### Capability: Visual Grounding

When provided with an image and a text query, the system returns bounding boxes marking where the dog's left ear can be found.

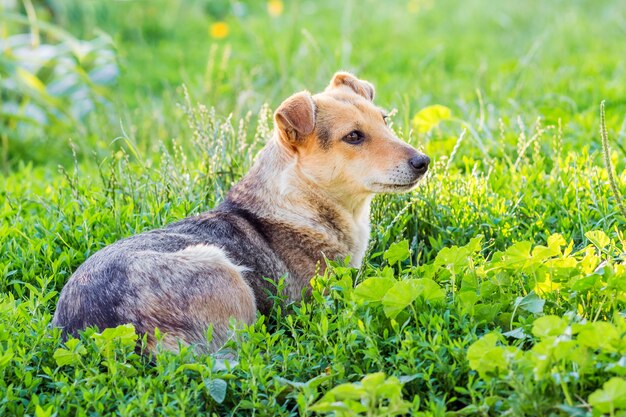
[274,91,316,149]
[327,72,375,101]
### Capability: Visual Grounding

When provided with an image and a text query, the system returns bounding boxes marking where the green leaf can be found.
[460,274,479,292]
[502,327,528,339]
[532,316,568,339]
[381,279,444,318]
[53,339,85,367]
[585,230,611,250]
[312,373,408,415]
[514,292,545,314]
[589,377,626,413]
[415,278,446,303]
[434,245,470,273]
[384,240,410,266]
[412,104,452,134]
[397,374,420,384]
[382,280,420,318]
[608,266,626,291]
[53,348,80,367]
[0,347,14,369]
[607,357,626,376]
[531,244,561,261]
[499,241,533,269]
[275,374,332,390]
[570,275,600,292]
[465,235,484,253]
[575,322,618,351]
[467,333,508,380]
[474,303,501,322]
[374,377,403,399]
[361,372,386,392]
[310,399,367,414]
[353,277,395,303]
[327,383,365,400]
[176,363,208,375]
[547,233,567,249]
[35,405,54,417]
[92,323,138,351]
[205,378,228,404]
[458,291,478,315]
[531,234,566,261]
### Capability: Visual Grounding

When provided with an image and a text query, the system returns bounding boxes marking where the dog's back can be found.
[53,208,258,352]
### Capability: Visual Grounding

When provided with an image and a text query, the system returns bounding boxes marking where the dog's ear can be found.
[274,91,316,149]
[327,72,375,101]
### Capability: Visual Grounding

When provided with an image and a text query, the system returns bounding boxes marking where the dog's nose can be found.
[409,154,430,174]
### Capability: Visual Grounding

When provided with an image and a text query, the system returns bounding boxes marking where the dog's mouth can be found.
[371,179,421,191]
[368,167,428,193]
[380,182,416,188]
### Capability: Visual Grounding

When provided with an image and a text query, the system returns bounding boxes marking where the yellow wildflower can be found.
[209,22,229,39]
[267,0,284,17]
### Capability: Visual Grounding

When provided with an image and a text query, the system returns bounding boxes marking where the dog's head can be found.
[274,72,429,199]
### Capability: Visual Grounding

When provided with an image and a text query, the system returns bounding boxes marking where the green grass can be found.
[1,0,626,415]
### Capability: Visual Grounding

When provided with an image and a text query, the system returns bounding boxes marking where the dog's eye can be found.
[382,114,389,125]
[343,131,364,145]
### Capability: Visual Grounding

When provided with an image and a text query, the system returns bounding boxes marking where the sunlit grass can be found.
[1,0,625,415]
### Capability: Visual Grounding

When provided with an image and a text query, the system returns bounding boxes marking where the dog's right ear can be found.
[274,91,315,151]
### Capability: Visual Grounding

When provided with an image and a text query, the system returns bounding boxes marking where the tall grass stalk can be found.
[600,101,626,217]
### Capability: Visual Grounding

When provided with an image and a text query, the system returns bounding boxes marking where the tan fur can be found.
[327,71,376,100]
[229,72,427,289]
[275,91,316,148]
[130,245,255,353]
[52,72,428,354]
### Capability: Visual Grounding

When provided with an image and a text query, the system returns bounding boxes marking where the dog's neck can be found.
[226,137,372,266]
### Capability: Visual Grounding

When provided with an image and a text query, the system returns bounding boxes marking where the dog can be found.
[52,72,430,353]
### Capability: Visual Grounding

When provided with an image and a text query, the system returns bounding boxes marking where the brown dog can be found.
[52,72,430,352]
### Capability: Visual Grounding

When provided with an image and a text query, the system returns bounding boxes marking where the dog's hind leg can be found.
[124,244,256,353]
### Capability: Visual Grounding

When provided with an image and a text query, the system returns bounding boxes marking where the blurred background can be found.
[1,0,625,171]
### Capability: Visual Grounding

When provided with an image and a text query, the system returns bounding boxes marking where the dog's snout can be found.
[409,154,430,174]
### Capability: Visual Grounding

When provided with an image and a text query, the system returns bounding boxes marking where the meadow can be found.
[1,0,625,415]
